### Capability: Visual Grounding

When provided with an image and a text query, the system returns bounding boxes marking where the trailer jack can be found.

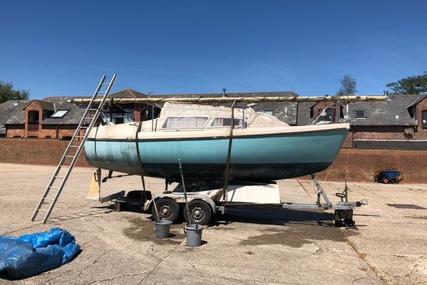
[282,174,368,227]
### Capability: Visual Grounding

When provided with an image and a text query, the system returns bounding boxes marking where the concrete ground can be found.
[0,163,426,285]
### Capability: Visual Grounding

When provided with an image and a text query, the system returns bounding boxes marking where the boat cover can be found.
[0,228,80,279]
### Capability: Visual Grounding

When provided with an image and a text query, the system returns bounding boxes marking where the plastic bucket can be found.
[185,224,203,247]
[154,219,172,239]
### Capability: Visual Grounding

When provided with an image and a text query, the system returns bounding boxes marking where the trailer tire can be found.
[184,199,212,225]
[151,198,180,223]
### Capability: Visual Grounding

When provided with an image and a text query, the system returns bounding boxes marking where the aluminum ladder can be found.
[30,74,117,223]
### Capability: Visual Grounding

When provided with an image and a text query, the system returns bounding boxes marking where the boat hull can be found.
[84,125,348,183]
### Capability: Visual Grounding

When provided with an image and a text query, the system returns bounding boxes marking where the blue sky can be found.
[1,0,427,99]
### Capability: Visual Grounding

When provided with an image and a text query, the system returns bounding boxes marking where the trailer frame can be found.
[108,173,366,227]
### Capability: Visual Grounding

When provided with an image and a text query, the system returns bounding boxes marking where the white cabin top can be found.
[139,103,289,131]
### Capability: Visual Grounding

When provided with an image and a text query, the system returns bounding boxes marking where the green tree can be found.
[386,73,427,94]
[336,75,357,95]
[0,82,29,103]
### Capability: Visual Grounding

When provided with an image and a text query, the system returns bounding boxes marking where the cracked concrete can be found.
[0,163,426,284]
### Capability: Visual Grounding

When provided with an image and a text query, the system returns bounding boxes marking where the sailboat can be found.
[84,102,349,184]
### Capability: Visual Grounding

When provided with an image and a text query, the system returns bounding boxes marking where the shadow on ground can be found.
[219,205,335,226]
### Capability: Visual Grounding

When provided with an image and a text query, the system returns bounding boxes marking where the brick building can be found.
[296,94,427,150]
[0,89,160,139]
[1,89,426,150]
[2,98,85,139]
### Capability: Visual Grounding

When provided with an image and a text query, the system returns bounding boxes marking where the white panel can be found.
[226,183,281,204]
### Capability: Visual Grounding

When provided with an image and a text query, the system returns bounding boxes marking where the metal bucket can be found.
[154,219,172,239]
[185,224,203,247]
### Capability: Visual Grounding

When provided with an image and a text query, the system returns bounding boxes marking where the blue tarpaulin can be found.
[0,228,80,279]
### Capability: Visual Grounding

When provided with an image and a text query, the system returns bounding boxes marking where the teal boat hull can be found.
[84,126,348,183]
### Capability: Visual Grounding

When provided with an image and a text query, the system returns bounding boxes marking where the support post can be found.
[178,159,191,224]
[310,174,332,208]
[87,168,102,201]
[222,100,237,207]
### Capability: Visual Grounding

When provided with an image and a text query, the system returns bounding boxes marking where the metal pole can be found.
[242,105,246,128]
[222,100,236,204]
[178,159,191,224]
[151,105,154,131]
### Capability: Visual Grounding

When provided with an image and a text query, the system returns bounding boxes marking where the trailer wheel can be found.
[152,198,180,223]
[184,200,212,225]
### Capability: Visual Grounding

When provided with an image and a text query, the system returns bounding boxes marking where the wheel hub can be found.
[191,206,204,220]
[159,205,171,218]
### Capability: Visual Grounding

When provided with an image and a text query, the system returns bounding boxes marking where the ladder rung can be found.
[70,145,80,148]
[54,176,64,179]
[65,155,75,158]
[87,108,98,111]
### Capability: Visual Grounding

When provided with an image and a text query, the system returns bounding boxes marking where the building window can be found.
[354,110,366,119]
[316,107,336,123]
[50,110,69,118]
[422,110,427,128]
[28,110,39,123]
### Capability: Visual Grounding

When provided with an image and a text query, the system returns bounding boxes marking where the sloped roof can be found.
[406,94,427,108]
[0,101,29,133]
[23,99,55,111]
[252,102,298,125]
[42,106,85,125]
[109,89,148,99]
[295,94,424,126]
[348,94,420,126]
[2,100,29,125]
[2,97,85,125]
[41,97,85,125]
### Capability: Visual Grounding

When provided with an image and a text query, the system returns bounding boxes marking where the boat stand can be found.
[281,174,367,226]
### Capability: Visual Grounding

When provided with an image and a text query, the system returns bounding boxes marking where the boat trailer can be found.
[89,170,367,227]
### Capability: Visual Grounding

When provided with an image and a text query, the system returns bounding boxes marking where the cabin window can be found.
[354,110,366,119]
[114,116,125,124]
[263,110,273,115]
[422,110,427,128]
[210,118,243,128]
[108,112,134,124]
[162,117,208,129]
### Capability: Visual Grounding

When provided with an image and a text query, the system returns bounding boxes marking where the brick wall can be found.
[310,148,427,184]
[7,125,81,139]
[351,126,408,140]
[6,126,25,138]
[415,97,427,139]
[0,139,426,183]
[0,138,89,167]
